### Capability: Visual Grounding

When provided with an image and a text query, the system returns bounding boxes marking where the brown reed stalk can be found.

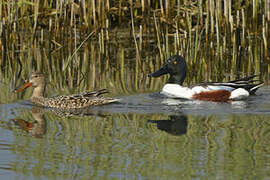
[130,2,141,61]
[32,0,40,40]
[262,15,268,57]
[92,0,96,26]
[160,0,164,16]
[154,11,163,62]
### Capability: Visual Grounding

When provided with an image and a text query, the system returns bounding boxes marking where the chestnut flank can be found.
[192,90,231,102]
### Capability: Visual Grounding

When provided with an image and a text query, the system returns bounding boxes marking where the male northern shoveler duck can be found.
[148,55,264,102]
[15,72,119,109]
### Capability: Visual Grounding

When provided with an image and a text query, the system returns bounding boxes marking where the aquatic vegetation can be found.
[0,0,269,103]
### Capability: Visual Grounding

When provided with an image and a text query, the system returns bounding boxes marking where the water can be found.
[1,1,270,178]
[0,86,269,179]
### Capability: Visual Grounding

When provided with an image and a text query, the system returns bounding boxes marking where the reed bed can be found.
[0,0,269,102]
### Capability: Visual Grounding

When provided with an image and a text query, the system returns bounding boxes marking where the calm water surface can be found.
[0,86,269,179]
[1,1,270,178]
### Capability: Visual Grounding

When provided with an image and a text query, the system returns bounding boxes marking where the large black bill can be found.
[148,65,169,78]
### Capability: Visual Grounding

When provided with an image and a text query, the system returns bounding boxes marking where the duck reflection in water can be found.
[11,107,46,138]
[10,107,107,138]
[148,115,188,136]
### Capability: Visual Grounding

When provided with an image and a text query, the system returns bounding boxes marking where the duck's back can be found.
[31,89,119,109]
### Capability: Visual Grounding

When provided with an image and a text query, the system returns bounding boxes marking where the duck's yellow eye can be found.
[174,61,178,64]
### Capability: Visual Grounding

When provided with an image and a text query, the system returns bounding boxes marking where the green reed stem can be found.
[62,31,95,72]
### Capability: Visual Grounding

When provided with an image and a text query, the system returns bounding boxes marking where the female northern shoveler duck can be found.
[15,72,119,109]
[148,55,264,102]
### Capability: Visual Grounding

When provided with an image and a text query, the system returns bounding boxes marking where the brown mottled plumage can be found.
[15,72,119,109]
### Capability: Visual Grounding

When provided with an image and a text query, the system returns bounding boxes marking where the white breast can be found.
[161,84,192,99]
[161,84,209,99]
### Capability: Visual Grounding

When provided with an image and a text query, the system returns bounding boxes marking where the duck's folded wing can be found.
[203,75,263,94]
[81,89,109,97]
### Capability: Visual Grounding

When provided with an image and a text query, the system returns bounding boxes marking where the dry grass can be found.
[0,0,269,101]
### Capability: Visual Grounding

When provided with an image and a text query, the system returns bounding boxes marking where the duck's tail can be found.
[249,82,264,95]
[209,75,263,95]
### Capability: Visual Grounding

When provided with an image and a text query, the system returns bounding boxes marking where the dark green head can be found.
[148,55,187,85]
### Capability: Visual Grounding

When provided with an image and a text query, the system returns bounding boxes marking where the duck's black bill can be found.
[148,65,169,78]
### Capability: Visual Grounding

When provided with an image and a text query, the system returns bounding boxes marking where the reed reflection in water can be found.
[1,105,269,179]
